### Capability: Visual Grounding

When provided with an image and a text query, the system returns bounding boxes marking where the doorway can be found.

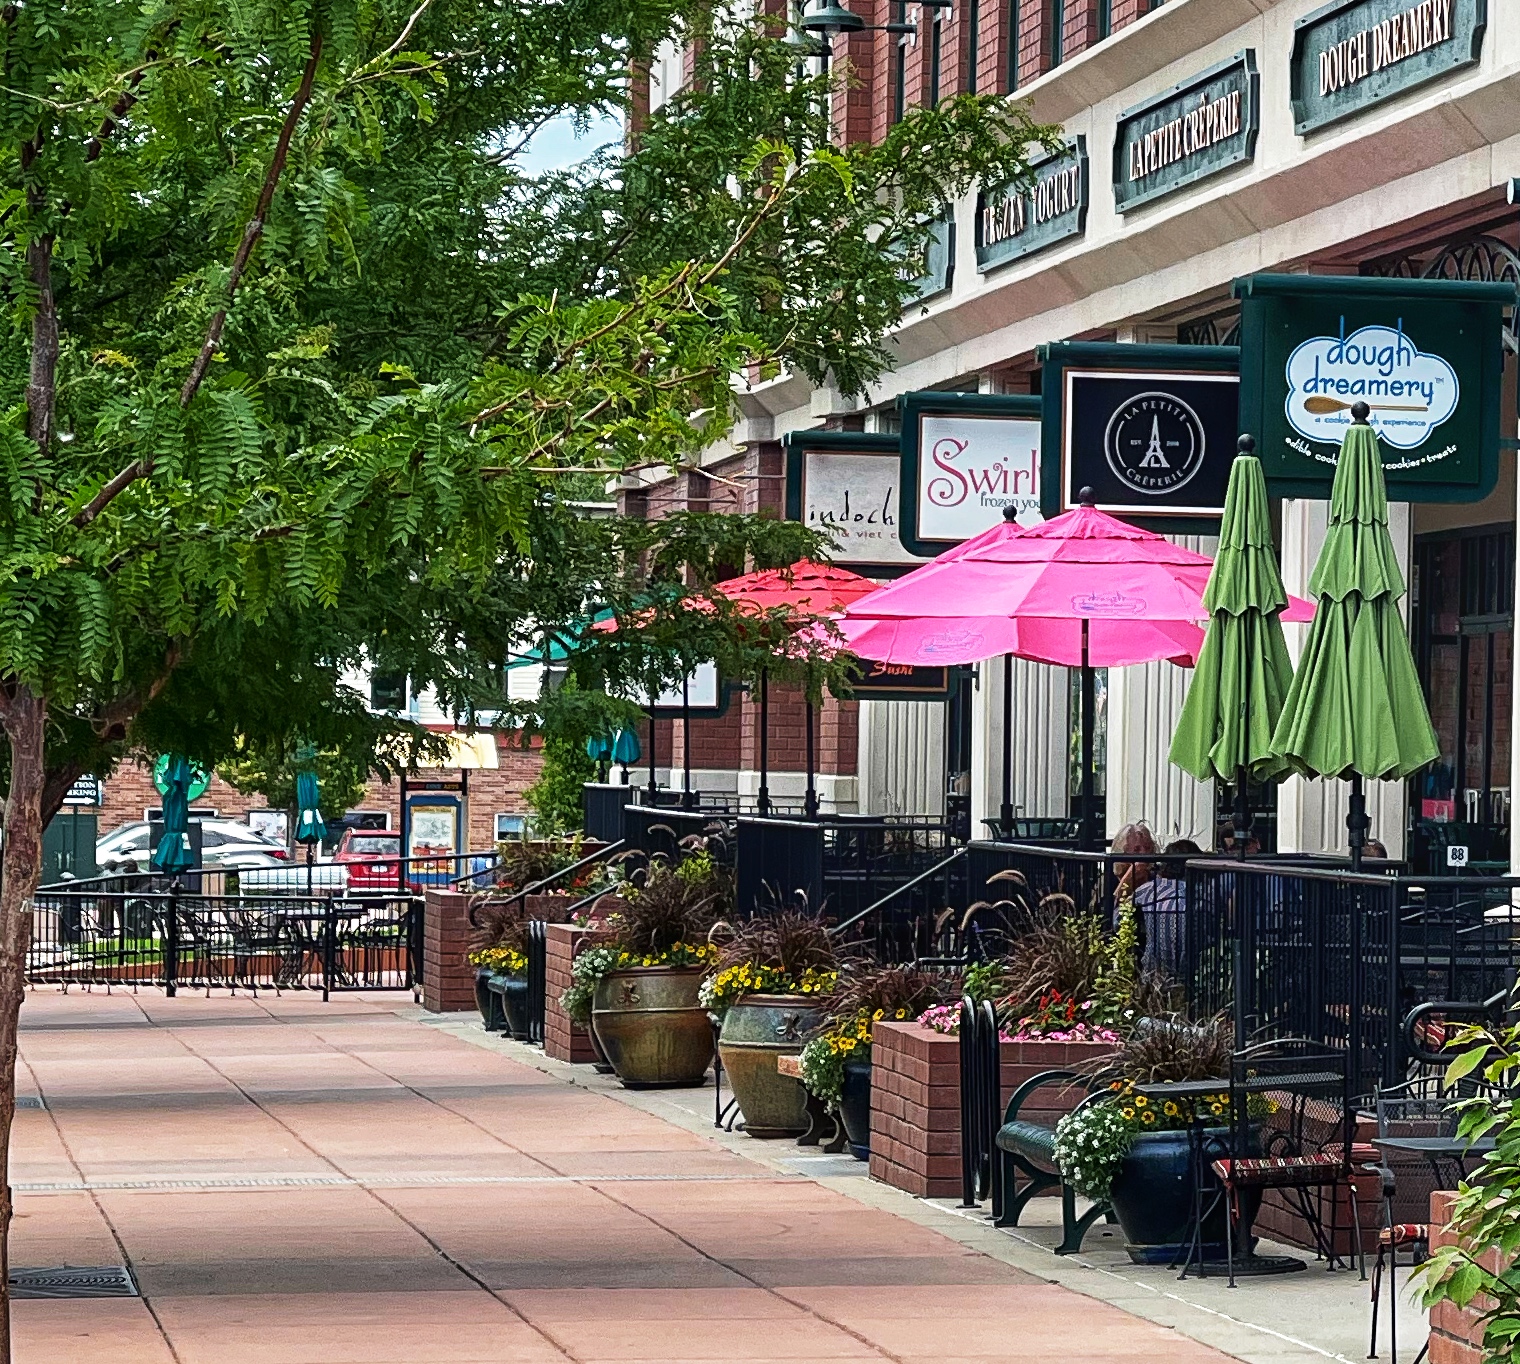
[1411,526,1515,872]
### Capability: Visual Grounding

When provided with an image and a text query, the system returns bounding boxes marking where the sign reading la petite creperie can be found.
[1112,53,1259,213]
[1291,0,1484,133]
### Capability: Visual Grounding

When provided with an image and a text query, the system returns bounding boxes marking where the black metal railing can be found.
[525,919,548,1045]
[958,996,1001,1207]
[29,884,422,999]
[830,846,971,962]
[1181,860,1520,1096]
[623,806,737,864]
[735,817,824,915]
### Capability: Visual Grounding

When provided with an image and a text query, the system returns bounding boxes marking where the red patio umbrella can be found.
[710,560,881,818]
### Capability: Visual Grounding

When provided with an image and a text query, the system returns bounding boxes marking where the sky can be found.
[514,111,626,175]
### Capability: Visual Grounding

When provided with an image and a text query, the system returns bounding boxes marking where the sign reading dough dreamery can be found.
[975,139,1088,272]
[1235,272,1511,502]
[1113,52,1259,214]
[897,391,1043,557]
[1290,0,1485,134]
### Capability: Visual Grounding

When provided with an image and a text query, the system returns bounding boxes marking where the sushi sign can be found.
[1235,273,1509,501]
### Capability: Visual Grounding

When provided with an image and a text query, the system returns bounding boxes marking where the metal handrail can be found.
[465,840,627,928]
[829,845,967,938]
[1403,991,1508,1064]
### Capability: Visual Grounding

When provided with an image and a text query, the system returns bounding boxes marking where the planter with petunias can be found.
[557,850,728,1088]
[1051,1015,1263,1263]
[799,964,949,1161]
[701,912,838,1138]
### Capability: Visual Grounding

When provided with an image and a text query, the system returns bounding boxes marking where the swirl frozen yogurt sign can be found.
[1285,317,1458,449]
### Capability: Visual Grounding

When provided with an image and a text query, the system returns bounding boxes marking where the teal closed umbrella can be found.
[151,755,196,875]
[1269,405,1439,866]
[294,752,326,896]
[610,727,641,784]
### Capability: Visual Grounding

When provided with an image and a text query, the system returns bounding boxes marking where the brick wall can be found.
[1428,1190,1491,1364]
[870,1022,1114,1198]
[974,0,1013,102]
[422,889,476,1013]
[1110,0,1147,32]
[544,923,610,1064]
[1015,0,1054,87]
[1061,0,1101,61]
[89,734,543,854]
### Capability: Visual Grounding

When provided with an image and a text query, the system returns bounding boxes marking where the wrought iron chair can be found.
[1210,1038,1365,1288]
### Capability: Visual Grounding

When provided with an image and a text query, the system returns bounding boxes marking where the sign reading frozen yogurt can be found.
[1235,272,1509,502]
[897,393,1044,556]
[1284,318,1458,449]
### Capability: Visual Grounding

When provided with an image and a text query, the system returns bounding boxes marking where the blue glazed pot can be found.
[839,1060,872,1161]
[1108,1126,1260,1264]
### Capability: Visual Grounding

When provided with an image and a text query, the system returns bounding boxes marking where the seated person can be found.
[1133,838,1202,975]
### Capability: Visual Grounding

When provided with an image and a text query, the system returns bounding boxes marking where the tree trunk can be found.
[0,685,48,1362]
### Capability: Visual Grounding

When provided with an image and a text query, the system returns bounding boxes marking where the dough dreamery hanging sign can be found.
[1112,53,1259,213]
[1235,272,1511,502]
[1291,0,1485,134]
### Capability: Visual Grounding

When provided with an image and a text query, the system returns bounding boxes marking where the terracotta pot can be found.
[591,967,713,1088]
[717,994,826,1138]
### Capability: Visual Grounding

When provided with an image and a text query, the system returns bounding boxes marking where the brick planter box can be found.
[544,923,611,1064]
[1427,1189,1500,1364]
[422,889,475,1014]
[869,1021,1116,1199]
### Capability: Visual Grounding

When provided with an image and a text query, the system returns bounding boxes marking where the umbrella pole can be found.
[1001,653,1014,839]
[804,698,818,821]
[306,842,314,896]
[647,708,658,803]
[758,669,771,816]
[681,676,695,811]
[1080,620,1096,852]
[1349,773,1367,872]
[1234,639,1253,860]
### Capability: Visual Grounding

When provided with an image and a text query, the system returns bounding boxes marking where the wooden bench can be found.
[994,1067,1113,1254]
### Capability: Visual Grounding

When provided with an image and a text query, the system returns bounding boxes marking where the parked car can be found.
[95,819,291,875]
[334,829,402,893]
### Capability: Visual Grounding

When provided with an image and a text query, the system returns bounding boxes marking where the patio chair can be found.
[1210,1038,1365,1288]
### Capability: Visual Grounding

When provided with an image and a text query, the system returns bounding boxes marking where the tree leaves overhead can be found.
[0,0,1057,805]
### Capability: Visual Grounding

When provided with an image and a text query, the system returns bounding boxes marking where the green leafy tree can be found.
[0,0,1056,1347]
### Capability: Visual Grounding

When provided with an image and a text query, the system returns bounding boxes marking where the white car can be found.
[95,819,292,875]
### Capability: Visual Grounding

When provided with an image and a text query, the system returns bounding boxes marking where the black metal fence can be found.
[735,818,824,915]
[29,884,422,999]
[525,919,548,1045]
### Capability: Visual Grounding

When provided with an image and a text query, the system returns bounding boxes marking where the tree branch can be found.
[70,32,325,531]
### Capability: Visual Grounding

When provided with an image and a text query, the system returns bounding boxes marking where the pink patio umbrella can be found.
[839,495,1313,847]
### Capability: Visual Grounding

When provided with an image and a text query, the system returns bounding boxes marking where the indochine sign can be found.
[1291,0,1485,134]
[782,430,921,569]
[975,139,1088,272]
[1235,273,1511,502]
[1112,53,1259,213]
[896,391,1043,558]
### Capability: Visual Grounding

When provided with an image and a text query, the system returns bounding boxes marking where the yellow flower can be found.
[1163,1102,1179,1118]
[1134,1095,1148,1108]
[1141,1111,1156,1125]
[1209,1103,1223,1116]
[1121,1108,1135,1121]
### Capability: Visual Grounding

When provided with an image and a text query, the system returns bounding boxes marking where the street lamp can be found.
[797,0,952,43]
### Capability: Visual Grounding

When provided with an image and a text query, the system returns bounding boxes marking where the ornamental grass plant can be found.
[700,910,841,1016]
[800,962,952,1110]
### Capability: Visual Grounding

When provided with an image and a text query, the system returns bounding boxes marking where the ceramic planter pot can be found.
[475,968,506,1031]
[497,976,531,1040]
[1108,1127,1261,1264]
[591,967,713,1088]
[838,1059,872,1161]
[717,994,826,1138]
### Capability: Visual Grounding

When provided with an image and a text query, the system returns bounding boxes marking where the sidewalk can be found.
[15,990,1254,1363]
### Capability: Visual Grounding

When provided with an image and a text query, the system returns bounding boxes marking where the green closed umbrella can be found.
[294,750,327,896]
[1170,439,1297,850]
[1269,405,1438,867]
[150,755,196,875]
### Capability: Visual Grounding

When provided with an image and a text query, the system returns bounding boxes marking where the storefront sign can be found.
[1038,342,1239,520]
[1235,272,1511,501]
[1290,0,1485,134]
[898,391,1044,557]
[783,431,921,569]
[975,139,1088,272]
[903,210,955,302]
[848,658,952,701]
[1113,53,1259,213]
[631,662,731,717]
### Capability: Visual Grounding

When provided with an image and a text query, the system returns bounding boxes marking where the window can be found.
[347,834,401,855]
[892,25,908,123]
[964,0,979,92]
[1006,0,1020,90]
[1098,0,1111,38]
[495,813,529,840]
[370,673,406,712]
[1050,0,1064,67]
[928,9,943,106]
